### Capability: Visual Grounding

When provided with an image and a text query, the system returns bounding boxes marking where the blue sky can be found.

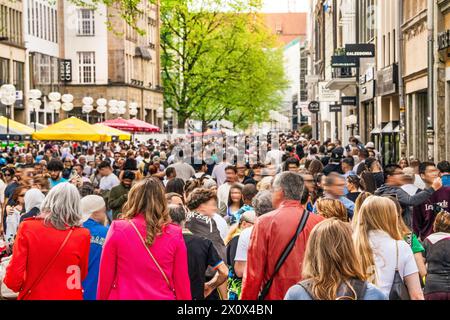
[261,0,309,12]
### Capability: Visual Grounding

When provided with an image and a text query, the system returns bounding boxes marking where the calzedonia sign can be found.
[345,44,375,58]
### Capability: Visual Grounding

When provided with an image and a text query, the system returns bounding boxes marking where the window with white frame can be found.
[78,52,96,84]
[77,9,95,36]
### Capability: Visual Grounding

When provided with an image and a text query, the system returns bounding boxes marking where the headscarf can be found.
[24,188,45,213]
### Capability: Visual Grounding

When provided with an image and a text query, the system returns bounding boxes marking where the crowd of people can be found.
[0,132,449,300]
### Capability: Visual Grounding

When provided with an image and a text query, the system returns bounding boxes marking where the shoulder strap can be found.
[298,279,316,300]
[258,210,310,300]
[395,240,399,271]
[22,228,74,299]
[129,220,175,294]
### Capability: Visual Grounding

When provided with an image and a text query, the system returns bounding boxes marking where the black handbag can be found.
[389,241,411,300]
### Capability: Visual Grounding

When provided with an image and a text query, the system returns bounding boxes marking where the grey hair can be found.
[41,182,83,230]
[252,190,274,217]
[272,172,305,201]
[168,204,186,225]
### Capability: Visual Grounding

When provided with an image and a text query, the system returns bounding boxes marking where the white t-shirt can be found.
[217,183,232,209]
[213,214,229,240]
[0,179,6,205]
[368,230,418,297]
[401,184,419,196]
[99,173,120,191]
[234,226,253,262]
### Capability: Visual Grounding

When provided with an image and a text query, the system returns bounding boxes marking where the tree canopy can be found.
[160,0,288,130]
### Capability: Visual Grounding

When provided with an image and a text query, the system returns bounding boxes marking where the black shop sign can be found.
[331,56,360,68]
[342,96,357,106]
[308,101,320,113]
[59,59,72,82]
[329,104,342,112]
[345,44,375,58]
[438,29,450,51]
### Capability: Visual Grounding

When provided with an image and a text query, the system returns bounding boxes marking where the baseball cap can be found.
[365,142,375,149]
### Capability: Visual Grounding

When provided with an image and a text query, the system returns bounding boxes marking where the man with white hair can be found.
[80,195,109,300]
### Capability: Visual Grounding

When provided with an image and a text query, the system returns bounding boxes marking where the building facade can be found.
[63,0,163,126]
[0,0,26,123]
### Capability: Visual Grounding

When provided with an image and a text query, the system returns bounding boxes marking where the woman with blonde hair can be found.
[285,219,386,300]
[315,198,348,222]
[353,196,424,300]
[351,191,372,229]
[97,177,191,300]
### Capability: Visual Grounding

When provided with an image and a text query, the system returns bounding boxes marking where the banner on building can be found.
[345,44,375,58]
[59,59,72,82]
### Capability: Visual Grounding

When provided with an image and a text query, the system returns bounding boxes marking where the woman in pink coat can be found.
[97,177,191,300]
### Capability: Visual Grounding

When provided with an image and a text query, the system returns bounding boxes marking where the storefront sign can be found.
[331,56,360,68]
[376,64,398,96]
[329,104,342,112]
[345,44,375,58]
[318,82,340,102]
[438,29,450,51]
[342,96,357,106]
[308,101,320,113]
[360,80,376,102]
[59,59,72,82]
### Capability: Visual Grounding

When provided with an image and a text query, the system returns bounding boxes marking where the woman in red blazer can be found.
[4,182,90,300]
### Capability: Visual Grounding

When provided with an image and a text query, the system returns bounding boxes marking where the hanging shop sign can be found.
[329,104,342,112]
[308,101,320,113]
[376,64,398,96]
[345,44,376,58]
[438,29,450,51]
[341,96,357,106]
[59,59,72,82]
[331,56,360,68]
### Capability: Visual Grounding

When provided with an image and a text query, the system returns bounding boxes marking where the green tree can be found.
[160,0,288,130]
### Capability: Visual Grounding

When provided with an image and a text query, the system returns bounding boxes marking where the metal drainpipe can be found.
[333,0,339,141]
[427,0,435,161]
[398,0,407,157]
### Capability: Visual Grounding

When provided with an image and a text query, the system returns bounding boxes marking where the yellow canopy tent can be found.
[32,117,109,142]
[0,116,34,135]
[94,124,132,141]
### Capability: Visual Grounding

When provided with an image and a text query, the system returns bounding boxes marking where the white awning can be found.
[325,78,357,91]
[370,126,382,135]
[381,122,394,133]
[393,125,400,133]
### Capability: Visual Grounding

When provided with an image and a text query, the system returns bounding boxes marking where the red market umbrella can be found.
[126,118,160,133]
[101,118,160,133]
[188,129,224,137]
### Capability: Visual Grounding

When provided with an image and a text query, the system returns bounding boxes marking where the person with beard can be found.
[47,159,68,189]
[108,170,136,220]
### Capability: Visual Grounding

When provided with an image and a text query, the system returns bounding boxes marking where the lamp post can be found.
[156,106,164,133]
[108,99,118,119]
[48,92,62,124]
[82,96,94,123]
[0,84,17,148]
[28,89,42,132]
[96,98,108,122]
[129,102,138,119]
[61,94,74,120]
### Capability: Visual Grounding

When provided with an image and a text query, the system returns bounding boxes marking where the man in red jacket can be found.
[240,172,324,300]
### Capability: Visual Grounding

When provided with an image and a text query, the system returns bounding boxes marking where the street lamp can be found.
[344,115,358,137]
[82,96,94,123]
[108,99,118,118]
[129,102,138,118]
[28,89,42,131]
[117,100,127,118]
[0,84,17,147]
[48,91,62,124]
[96,98,108,122]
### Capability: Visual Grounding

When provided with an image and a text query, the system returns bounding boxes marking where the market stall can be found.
[32,117,110,142]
